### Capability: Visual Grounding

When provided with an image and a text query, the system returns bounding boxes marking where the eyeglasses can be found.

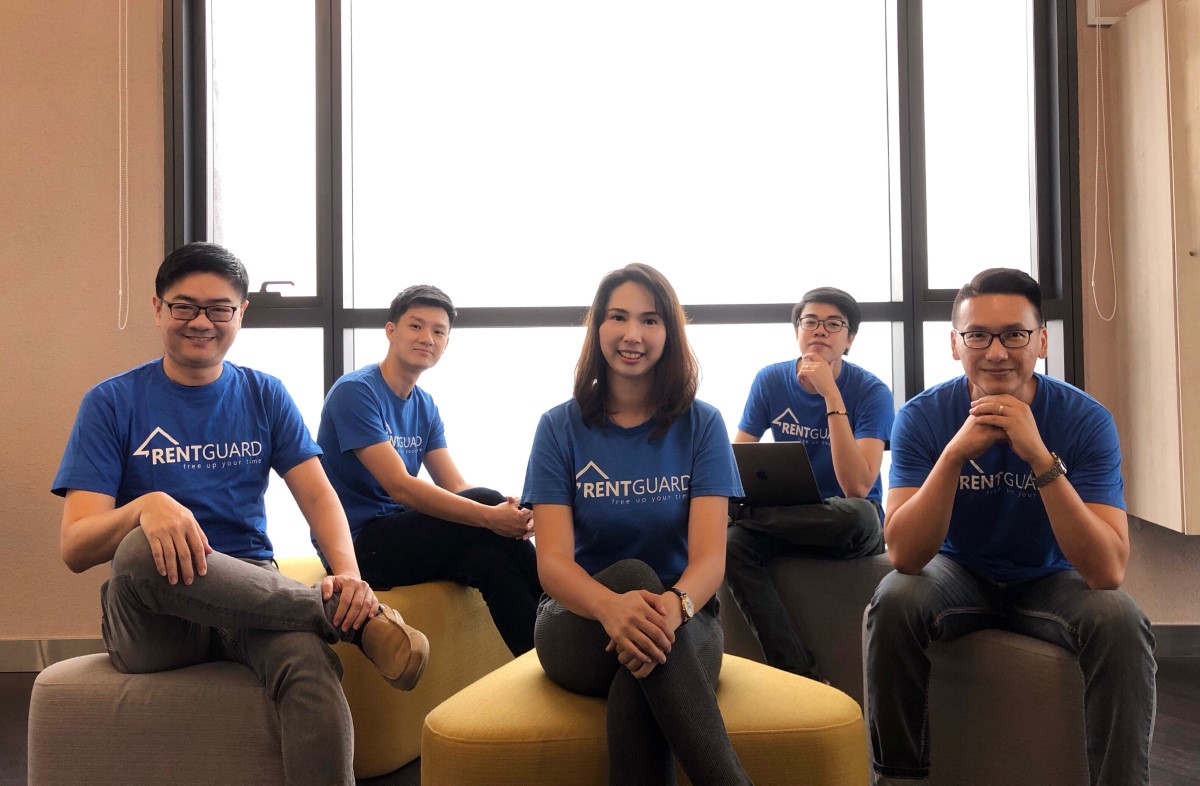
[797,317,847,333]
[162,301,240,323]
[956,328,1040,349]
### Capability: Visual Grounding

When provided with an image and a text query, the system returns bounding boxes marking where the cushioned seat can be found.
[277,556,513,777]
[28,654,285,785]
[862,614,1089,785]
[720,552,894,706]
[422,650,869,785]
[27,556,513,783]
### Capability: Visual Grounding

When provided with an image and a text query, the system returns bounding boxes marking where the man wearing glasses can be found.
[866,268,1155,785]
[52,242,428,785]
[725,286,894,683]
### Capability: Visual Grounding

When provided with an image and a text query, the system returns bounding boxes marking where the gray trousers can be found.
[101,528,355,785]
[725,497,884,678]
[534,559,752,786]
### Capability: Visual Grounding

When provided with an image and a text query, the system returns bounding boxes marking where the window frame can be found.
[163,0,1085,401]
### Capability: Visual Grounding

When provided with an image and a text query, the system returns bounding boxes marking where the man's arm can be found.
[355,443,531,538]
[884,409,1005,574]
[799,356,884,498]
[974,396,1129,589]
[282,457,377,631]
[733,430,760,443]
[61,489,212,584]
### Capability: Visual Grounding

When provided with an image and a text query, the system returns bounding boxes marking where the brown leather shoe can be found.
[360,603,430,691]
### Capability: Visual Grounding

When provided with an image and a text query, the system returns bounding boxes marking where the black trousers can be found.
[353,487,542,656]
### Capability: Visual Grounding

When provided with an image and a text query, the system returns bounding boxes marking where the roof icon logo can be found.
[575,461,609,481]
[133,427,180,457]
[771,408,801,427]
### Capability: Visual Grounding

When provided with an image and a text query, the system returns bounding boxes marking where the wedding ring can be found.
[998,405,1005,416]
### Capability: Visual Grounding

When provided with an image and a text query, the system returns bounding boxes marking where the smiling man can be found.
[52,243,427,786]
[316,285,542,657]
[865,268,1156,786]
[724,286,895,682]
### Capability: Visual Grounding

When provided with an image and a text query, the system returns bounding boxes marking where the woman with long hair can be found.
[522,263,751,785]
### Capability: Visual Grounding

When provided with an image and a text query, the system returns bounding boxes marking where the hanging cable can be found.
[1090,0,1117,322]
[117,0,131,330]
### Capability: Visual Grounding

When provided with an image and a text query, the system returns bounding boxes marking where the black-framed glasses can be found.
[163,301,240,323]
[956,328,1040,349]
[797,316,847,333]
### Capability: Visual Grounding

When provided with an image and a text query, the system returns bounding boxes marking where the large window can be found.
[166,0,1082,555]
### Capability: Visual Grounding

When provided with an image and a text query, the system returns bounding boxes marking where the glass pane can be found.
[224,328,325,558]
[347,1,893,307]
[351,326,585,496]
[923,0,1034,289]
[210,1,317,296]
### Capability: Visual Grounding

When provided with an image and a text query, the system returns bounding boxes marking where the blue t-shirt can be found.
[522,399,743,583]
[317,364,448,536]
[738,358,894,506]
[889,374,1126,581]
[52,359,319,560]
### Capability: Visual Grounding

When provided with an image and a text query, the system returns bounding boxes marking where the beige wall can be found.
[0,0,164,640]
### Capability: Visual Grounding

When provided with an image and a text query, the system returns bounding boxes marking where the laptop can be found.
[732,441,823,507]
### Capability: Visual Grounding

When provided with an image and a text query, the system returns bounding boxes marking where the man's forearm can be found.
[1040,482,1129,589]
[884,454,962,573]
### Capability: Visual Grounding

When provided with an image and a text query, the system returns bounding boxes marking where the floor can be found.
[4,658,1198,784]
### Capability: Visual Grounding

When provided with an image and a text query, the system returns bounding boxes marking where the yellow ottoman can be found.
[278,556,513,778]
[422,651,869,786]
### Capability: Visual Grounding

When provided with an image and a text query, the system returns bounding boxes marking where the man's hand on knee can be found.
[321,574,378,632]
[136,491,212,586]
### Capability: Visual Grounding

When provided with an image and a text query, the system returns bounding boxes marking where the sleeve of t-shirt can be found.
[323,377,392,454]
[423,397,448,453]
[689,407,745,498]
[1064,406,1126,510]
[851,376,896,448]
[265,377,322,477]
[521,410,575,506]
[736,368,772,436]
[51,385,126,498]
[888,399,941,490]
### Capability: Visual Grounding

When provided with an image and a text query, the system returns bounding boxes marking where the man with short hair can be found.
[317,284,542,656]
[725,286,894,681]
[866,268,1155,785]
[53,242,427,786]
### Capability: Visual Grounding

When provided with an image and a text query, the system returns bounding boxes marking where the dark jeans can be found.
[534,559,752,786]
[354,487,541,656]
[865,555,1156,786]
[724,497,884,679]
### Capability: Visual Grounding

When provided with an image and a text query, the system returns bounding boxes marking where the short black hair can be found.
[791,287,862,336]
[387,285,457,326]
[951,268,1043,327]
[155,242,250,300]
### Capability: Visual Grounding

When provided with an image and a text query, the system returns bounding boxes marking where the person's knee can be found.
[1078,590,1154,654]
[594,558,663,594]
[459,487,506,505]
[867,570,932,636]
[110,527,159,580]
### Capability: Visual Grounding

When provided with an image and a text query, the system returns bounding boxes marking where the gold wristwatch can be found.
[667,587,694,625]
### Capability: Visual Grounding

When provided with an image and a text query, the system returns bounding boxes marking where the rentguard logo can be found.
[771,408,828,440]
[384,422,423,451]
[959,459,1036,493]
[575,461,689,505]
[132,427,263,466]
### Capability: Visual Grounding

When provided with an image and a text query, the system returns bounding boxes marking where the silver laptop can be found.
[732,442,823,507]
